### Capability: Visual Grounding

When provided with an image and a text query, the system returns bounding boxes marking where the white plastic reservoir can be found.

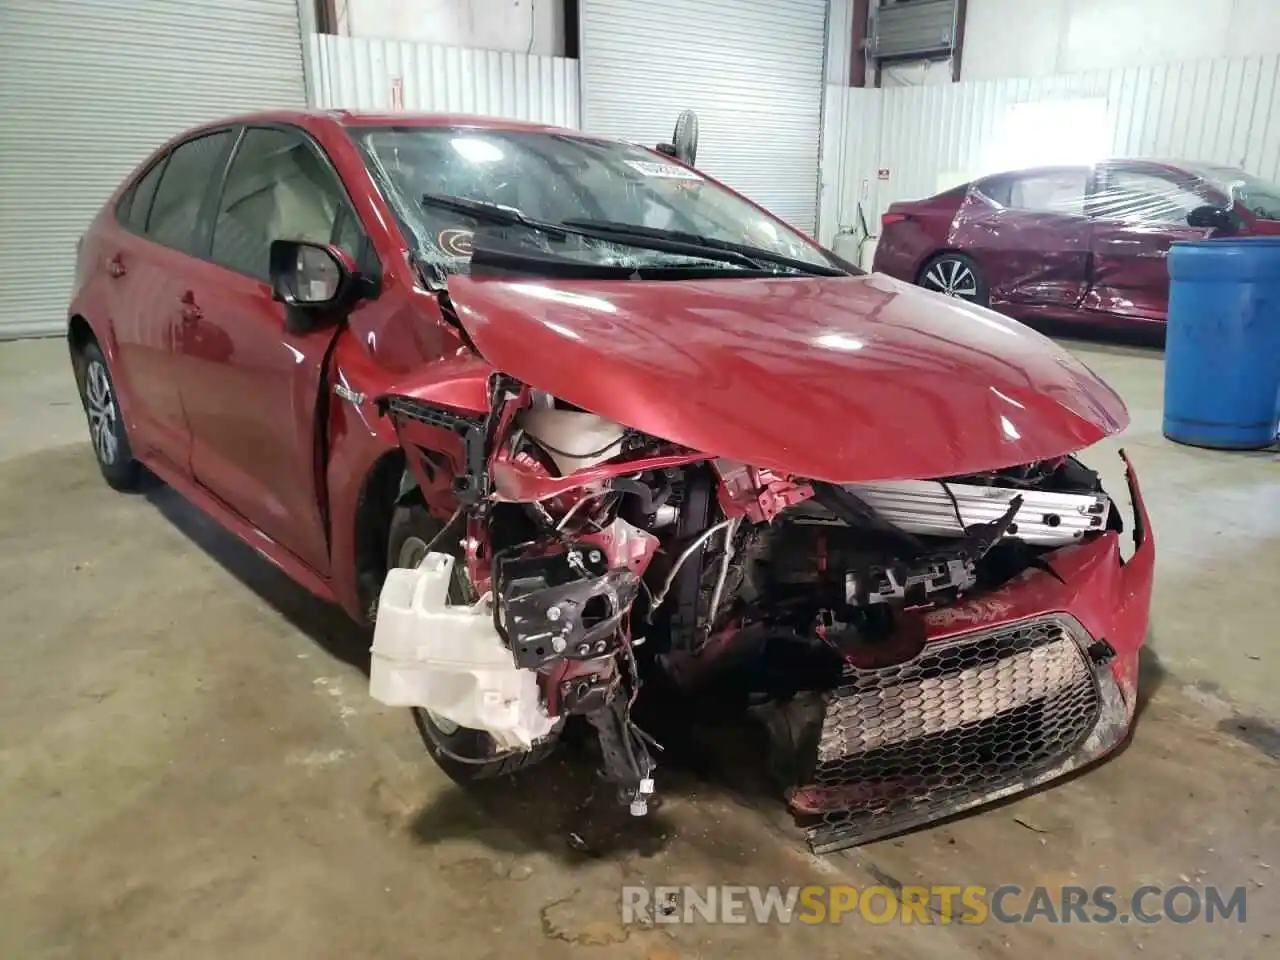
[369,553,557,751]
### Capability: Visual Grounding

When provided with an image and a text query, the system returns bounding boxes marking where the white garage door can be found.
[580,0,828,234]
[0,0,308,339]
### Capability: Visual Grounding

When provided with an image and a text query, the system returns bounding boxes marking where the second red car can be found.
[873,159,1280,326]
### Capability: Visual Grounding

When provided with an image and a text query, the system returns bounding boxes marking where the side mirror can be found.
[1186,204,1235,232]
[655,109,700,166]
[270,239,358,308]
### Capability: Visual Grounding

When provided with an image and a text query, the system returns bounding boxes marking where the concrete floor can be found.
[0,336,1276,959]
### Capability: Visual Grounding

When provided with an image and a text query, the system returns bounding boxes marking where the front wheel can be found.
[386,502,557,780]
[918,252,988,306]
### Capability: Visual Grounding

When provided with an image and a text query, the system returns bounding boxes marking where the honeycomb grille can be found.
[800,617,1101,852]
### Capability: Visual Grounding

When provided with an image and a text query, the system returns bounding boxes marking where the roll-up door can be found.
[579,0,828,234]
[0,0,308,339]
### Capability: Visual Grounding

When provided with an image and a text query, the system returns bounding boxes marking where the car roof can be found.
[975,159,1212,182]
[182,108,582,137]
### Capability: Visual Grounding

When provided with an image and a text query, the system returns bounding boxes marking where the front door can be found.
[1085,164,1221,322]
[175,125,366,575]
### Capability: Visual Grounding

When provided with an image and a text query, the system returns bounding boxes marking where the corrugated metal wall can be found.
[847,52,1280,224]
[310,35,579,128]
[579,0,829,234]
[1,0,307,339]
[821,85,884,247]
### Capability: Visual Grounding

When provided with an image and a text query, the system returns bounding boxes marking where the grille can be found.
[798,617,1101,852]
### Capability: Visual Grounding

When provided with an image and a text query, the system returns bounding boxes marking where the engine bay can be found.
[372,376,1123,820]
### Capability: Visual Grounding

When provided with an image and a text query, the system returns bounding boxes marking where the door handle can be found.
[179,291,202,323]
[107,255,127,279]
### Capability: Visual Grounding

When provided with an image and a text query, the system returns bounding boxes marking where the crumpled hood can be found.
[444,272,1128,482]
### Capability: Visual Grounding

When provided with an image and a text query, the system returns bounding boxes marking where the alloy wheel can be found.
[84,359,119,466]
[922,257,980,301]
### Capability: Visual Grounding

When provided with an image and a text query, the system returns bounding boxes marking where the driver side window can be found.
[211,127,360,281]
[1092,168,1211,224]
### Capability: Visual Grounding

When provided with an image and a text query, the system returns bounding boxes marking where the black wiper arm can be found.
[562,219,848,277]
[422,194,761,270]
[420,193,568,237]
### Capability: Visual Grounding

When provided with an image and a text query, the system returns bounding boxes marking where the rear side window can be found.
[1006,170,1088,216]
[983,170,1088,216]
[210,127,360,281]
[122,160,166,234]
[148,131,234,253]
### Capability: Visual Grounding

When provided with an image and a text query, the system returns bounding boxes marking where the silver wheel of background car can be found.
[85,359,119,466]
[922,257,980,300]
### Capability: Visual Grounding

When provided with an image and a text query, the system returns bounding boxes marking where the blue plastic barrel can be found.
[1164,238,1280,449]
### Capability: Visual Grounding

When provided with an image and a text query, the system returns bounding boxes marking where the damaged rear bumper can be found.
[797,453,1154,853]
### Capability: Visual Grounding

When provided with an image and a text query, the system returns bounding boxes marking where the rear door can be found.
[954,168,1092,310]
[175,125,366,574]
[104,130,235,471]
[1085,163,1222,322]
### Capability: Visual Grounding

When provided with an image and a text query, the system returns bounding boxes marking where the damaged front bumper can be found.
[795,453,1154,853]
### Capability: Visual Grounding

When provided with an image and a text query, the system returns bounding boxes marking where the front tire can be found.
[75,341,141,490]
[386,502,557,780]
[918,252,988,306]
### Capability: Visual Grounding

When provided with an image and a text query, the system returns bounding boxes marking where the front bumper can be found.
[796,453,1154,853]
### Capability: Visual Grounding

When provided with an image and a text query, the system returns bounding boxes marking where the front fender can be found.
[325,337,494,620]
[325,338,405,620]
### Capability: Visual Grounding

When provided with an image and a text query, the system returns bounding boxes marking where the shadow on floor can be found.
[405,740,681,863]
[1217,715,1280,760]
[1136,639,1166,718]
[1020,316,1166,352]
[143,474,373,675]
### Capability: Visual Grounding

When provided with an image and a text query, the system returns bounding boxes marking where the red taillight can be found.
[881,212,909,228]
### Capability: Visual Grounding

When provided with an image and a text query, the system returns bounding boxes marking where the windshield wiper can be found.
[561,219,848,277]
[420,193,568,236]
[420,193,764,271]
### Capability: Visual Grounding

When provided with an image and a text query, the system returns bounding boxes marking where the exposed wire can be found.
[646,518,737,621]
[421,505,465,555]
[533,432,627,461]
[938,480,967,533]
[704,517,741,633]
[555,491,605,531]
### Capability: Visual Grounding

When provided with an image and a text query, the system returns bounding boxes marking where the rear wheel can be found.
[75,341,141,490]
[386,502,557,780]
[919,252,988,306]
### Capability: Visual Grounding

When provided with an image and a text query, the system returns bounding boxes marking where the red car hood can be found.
[442,273,1128,482]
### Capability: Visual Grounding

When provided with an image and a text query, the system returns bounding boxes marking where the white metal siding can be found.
[311,35,580,128]
[822,85,884,245]
[0,0,307,339]
[579,0,829,234]
[845,53,1280,226]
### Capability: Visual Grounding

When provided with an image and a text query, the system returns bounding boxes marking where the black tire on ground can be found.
[917,252,989,307]
[75,340,141,490]
[385,502,557,780]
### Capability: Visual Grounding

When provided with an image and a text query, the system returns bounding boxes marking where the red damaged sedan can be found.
[874,159,1280,326]
[68,111,1153,852]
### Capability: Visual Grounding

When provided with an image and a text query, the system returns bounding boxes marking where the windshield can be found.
[1184,163,1280,220]
[353,126,839,275]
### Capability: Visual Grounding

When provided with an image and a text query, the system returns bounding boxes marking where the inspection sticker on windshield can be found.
[625,160,701,180]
